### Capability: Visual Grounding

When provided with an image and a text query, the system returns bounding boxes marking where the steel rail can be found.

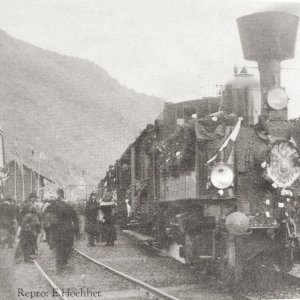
[33,260,69,300]
[74,248,182,300]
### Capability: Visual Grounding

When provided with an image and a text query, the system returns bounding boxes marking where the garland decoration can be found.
[157,112,237,179]
[157,121,196,178]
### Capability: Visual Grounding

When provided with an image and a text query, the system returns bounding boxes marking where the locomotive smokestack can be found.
[237,11,299,118]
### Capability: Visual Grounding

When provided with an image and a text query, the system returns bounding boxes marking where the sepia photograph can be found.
[0,0,300,299]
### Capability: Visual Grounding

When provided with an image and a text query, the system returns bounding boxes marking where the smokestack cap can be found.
[237,11,299,61]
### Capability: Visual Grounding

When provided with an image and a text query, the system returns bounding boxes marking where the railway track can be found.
[34,255,158,300]
[123,230,300,300]
[74,247,300,300]
[22,243,300,300]
[71,234,233,300]
[33,260,69,300]
[34,239,190,300]
[74,248,181,300]
[40,232,300,300]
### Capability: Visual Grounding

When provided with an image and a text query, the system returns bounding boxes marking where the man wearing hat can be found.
[19,206,40,262]
[84,192,100,246]
[15,192,38,260]
[45,188,79,273]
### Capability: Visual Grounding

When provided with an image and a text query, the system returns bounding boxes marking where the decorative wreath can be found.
[261,140,300,189]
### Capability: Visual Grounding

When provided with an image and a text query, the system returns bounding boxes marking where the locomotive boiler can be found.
[99,11,300,286]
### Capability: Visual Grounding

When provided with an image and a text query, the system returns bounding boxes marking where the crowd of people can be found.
[0,189,117,273]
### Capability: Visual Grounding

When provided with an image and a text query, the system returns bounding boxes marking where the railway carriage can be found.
[98,11,300,286]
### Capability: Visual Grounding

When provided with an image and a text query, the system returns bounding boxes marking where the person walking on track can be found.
[15,193,37,261]
[19,206,40,263]
[44,188,79,273]
[84,192,100,247]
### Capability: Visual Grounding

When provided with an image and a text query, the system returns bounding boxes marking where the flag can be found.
[207,117,243,164]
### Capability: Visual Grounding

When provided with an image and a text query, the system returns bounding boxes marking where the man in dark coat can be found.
[101,205,117,246]
[84,192,100,246]
[44,188,79,273]
[15,193,38,260]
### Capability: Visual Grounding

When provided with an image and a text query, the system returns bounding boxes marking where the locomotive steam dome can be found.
[225,68,258,89]
[223,67,261,125]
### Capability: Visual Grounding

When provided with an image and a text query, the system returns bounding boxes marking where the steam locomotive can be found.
[98,11,300,285]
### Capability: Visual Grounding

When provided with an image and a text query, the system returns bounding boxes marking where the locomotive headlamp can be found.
[211,163,234,189]
[267,87,288,110]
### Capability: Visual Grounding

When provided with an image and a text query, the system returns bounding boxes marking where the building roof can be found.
[6,151,55,183]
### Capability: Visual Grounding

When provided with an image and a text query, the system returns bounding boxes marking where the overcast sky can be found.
[0,0,300,116]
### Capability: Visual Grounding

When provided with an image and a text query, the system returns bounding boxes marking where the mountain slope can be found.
[0,30,164,184]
